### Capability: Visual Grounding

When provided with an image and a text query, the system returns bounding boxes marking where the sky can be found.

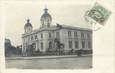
[4,1,92,46]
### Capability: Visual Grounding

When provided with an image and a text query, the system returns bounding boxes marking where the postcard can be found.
[0,0,114,73]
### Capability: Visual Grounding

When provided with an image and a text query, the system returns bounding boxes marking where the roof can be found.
[40,8,52,21]
[22,24,92,37]
[24,19,32,29]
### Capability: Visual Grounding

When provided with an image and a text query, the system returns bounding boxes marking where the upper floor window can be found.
[87,33,90,39]
[81,32,84,38]
[31,36,33,40]
[56,32,59,38]
[49,32,51,38]
[74,32,78,37]
[41,33,43,38]
[68,31,71,37]
[23,38,25,42]
[35,35,37,39]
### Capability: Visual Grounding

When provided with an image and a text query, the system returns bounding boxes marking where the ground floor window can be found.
[75,41,79,48]
[82,41,85,48]
[49,42,52,49]
[88,41,92,48]
[41,42,43,49]
[69,41,72,48]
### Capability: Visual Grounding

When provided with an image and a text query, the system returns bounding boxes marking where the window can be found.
[88,41,92,48]
[87,33,90,39]
[35,35,37,39]
[49,32,51,38]
[56,32,59,38]
[68,31,71,37]
[69,41,72,48]
[74,32,78,37]
[49,42,52,48]
[32,43,36,49]
[41,33,43,38]
[23,38,25,42]
[81,32,84,38]
[31,36,33,40]
[75,41,79,48]
[82,41,85,48]
[41,42,43,49]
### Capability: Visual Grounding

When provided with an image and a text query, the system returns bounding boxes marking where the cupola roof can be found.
[40,8,52,21]
[24,19,32,29]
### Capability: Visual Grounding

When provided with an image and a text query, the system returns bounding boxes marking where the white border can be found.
[0,0,115,73]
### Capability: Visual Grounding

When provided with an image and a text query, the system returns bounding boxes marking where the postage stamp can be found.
[88,3,111,25]
[84,2,111,31]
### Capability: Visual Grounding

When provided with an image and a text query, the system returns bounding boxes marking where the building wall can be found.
[59,29,92,51]
[22,28,92,55]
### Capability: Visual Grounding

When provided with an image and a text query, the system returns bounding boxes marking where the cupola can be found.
[40,8,52,28]
[24,19,33,33]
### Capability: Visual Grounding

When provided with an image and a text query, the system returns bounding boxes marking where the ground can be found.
[6,55,92,69]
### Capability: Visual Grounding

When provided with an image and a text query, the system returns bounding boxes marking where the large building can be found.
[22,8,92,56]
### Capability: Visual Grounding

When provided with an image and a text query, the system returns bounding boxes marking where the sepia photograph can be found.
[0,0,114,73]
[4,1,93,69]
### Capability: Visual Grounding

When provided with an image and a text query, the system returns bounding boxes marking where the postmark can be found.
[84,3,111,31]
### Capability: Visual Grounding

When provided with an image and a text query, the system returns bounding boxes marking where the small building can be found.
[22,8,92,56]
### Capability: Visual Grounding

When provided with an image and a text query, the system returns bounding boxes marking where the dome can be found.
[40,8,52,27]
[24,19,32,29]
[40,8,52,21]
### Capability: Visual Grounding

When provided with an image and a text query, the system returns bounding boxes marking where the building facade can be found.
[22,8,92,56]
